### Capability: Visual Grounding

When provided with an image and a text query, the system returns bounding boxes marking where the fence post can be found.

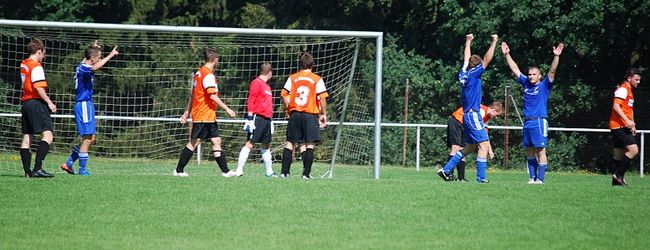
[416,126,421,171]
[641,132,645,177]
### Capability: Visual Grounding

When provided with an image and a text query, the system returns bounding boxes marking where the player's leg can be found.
[77,135,95,176]
[525,147,538,183]
[174,138,200,176]
[476,140,490,182]
[235,141,254,176]
[25,100,54,178]
[281,112,302,177]
[20,134,33,177]
[300,113,320,179]
[618,131,638,185]
[260,143,275,177]
[281,141,294,177]
[61,143,80,174]
[32,130,53,176]
[210,136,235,176]
[534,147,547,183]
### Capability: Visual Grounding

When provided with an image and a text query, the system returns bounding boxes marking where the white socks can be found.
[261,149,273,175]
[236,146,251,172]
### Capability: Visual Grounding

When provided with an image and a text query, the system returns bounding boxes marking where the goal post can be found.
[0,19,383,179]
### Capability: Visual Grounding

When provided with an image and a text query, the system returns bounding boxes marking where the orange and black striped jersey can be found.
[20,58,48,101]
[281,69,328,114]
[191,66,219,123]
[609,82,634,129]
[452,105,491,124]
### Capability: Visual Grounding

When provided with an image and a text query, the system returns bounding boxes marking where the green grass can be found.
[1,155,649,249]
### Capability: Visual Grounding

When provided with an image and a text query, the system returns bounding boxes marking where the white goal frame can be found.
[0,19,385,179]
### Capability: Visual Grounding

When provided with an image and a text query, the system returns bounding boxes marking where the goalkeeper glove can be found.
[243,114,256,133]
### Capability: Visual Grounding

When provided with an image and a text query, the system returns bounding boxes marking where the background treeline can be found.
[1,0,648,172]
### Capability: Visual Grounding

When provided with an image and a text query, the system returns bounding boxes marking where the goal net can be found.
[0,21,377,176]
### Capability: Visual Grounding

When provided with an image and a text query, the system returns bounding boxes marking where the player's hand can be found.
[488,150,495,159]
[466,34,474,41]
[625,119,636,129]
[501,42,510,54]
[491,34,499,42]
[632,126,637,136]
[553,43,564,56]
[48,102,57,113]
[226,108,236,118]
[180,111,188,124]
[109,46,119,58]
[319,114,327,129]
[243,114,255,133]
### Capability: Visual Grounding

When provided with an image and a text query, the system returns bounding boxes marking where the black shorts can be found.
[248,115,272,144]
[191,122,220,140]
[286,111,320,143]
[611,128,636,148]
[21,99,53,134]
[446,117,465,147]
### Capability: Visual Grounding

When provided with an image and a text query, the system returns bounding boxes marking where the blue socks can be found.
[66,145,80,167]
[476,157,487,181]
[79,152,89,174]
[527,157,538,180]
[443,151,464,174]
[537,164,547,182]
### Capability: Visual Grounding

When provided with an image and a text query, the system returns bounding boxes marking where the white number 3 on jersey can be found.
[295,85,310,107]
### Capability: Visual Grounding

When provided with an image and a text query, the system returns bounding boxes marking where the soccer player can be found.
[19,38,57,178]
[173,48,237,177]
[437,34,498,183]
[60,41,119,176]
[446,102,503,181]
[280,52,328,179]
[233,62,277,177]
[501,41,564,184]
[609,68,641,186]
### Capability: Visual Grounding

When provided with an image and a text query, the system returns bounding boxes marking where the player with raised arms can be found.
[437,33,498,183]
[501,41,564,184]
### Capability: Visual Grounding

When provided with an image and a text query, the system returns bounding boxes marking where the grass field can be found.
[1,155,649,249]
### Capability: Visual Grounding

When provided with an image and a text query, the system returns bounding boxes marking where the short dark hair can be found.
[84,46,101,60]
[625,68,640,79]
[527,66,541,73]
[467,54,482,70]
[260,62,272,75]
[299,52,314,69]
[204,48,220,63]
[26,38,45,54]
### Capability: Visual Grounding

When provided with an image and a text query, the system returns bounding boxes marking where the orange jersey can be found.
[191,66,219,123]
[20,58,48,101]
[451,105,491,124]
[281,69,329,114]
[609,82,634,129]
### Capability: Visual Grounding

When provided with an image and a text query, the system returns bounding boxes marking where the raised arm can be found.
[501,42,522,77]
[92,46,118,71]
[482,34,499,68]
[463,34,474,67]
[547,43,564,82]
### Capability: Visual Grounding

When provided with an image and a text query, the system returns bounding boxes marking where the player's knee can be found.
[627,145,639,157]
[42,131,54,144]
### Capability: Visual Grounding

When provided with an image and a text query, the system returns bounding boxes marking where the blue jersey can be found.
[75,63,94,102]
[518,74,553,118]
[458,64,485,112]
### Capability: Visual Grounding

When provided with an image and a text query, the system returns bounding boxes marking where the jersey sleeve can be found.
[517,74,528,87]
[543,76,554,89]
[283,77,292,92]
[315,78,327,95]
[614,87,628,100]
[203,73,218,94]
[31,65,47,88]
[247,80,258,112]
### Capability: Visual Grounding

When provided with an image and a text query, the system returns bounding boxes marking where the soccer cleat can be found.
[78,169,92,176]
[527,179,537,184]
[535,180,544,184]
[477,179,489,183]
[266,173,278,178]
[302,175,312,180]
[173,170,188,177]
[60,163,75,175]
[437,169,452,181]
[455,178,468,182]
[232,170,244,177]
[612,175,626,186]
[31,169,54,178]
[279,173,290,178]
[222,171,237,178]
[24,171,33,178]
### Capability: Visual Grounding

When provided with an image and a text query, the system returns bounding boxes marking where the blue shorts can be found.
[463,110,489,144]
[74,101,96,136]
[522,118,548,148]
